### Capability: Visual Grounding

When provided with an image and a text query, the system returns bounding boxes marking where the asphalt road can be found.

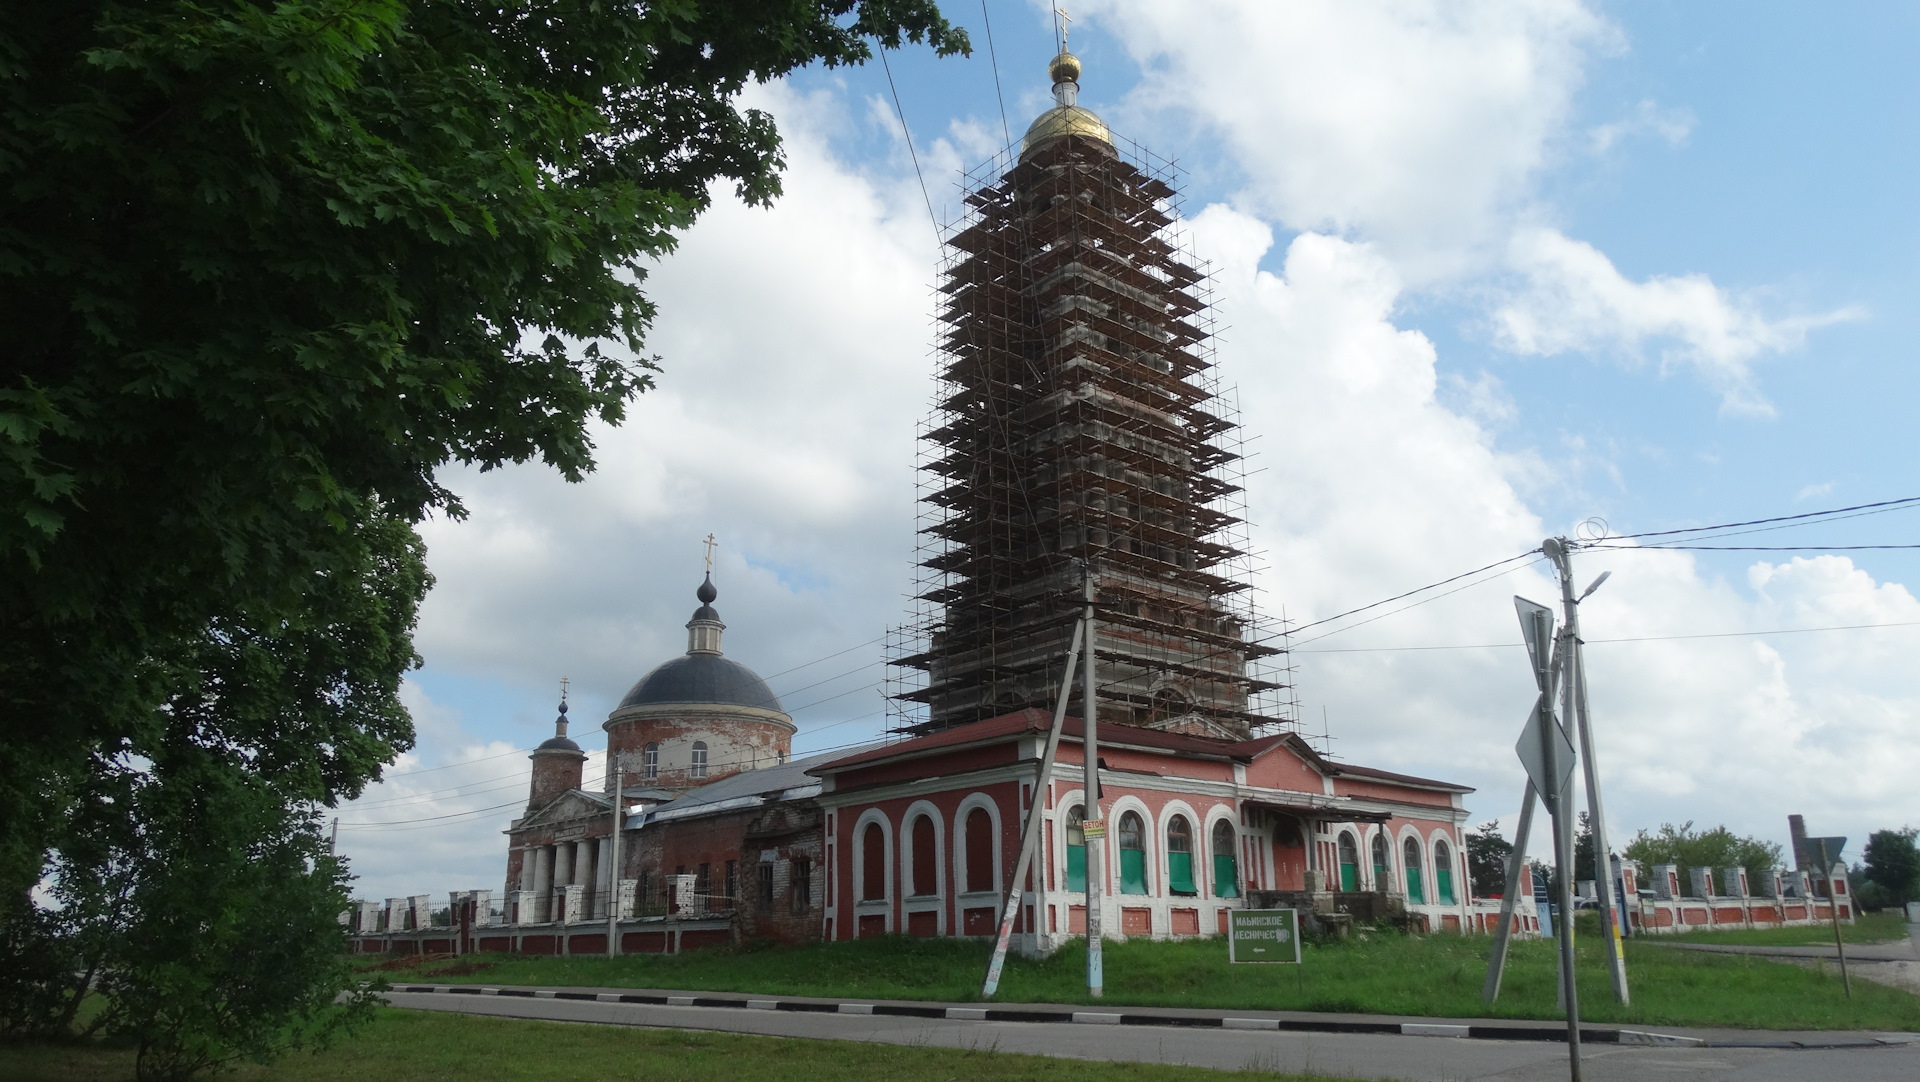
[381,989,1920,1081]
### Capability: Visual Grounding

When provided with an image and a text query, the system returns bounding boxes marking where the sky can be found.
[334,1,1920,903]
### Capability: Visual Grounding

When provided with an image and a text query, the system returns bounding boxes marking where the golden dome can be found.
[1021,106,1112,156]
[1048,50,1082,86]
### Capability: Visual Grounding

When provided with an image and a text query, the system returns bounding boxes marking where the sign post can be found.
[1799,835,1851,998]
[1228,909,1301,965]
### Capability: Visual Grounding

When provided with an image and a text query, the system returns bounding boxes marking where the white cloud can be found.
[1086,0,1612,275]
[1493,228,1864,415]
[1586,98,1693,154]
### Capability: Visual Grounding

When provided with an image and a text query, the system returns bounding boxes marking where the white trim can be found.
[953,792,1004,896]
[1397,825,1428,904]
[1108,796,1156,899]
[1203,806,1242,900]
[850,808,894,928]
[1157,799,1204,900]
[900,799,947,908]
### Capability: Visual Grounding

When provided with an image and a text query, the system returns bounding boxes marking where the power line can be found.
[980,0,1012,148]
[1297,618,1920,653]
[1584,544,1920,552]
[879,47,941,244]
[1282,550,1541,638]
[336,798,526,830]
[1594,495,1920,543]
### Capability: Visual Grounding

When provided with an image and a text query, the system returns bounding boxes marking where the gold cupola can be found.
[1020,50,1113,159]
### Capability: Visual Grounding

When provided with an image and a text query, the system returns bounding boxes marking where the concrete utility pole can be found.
[607,767,623,958]
[1082,565,1104,998]
[1545,538,1629,1004]
[981,617,1085,997]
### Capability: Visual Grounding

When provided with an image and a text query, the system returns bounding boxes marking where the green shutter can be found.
[1120,849,1148,895]
[1213,854,1239,898]
[1406,867,1425,904]
[1066,845,1086,892]
[1339,862,1358,892]
[1437,866,1455,905]
[1169,852,1197,894]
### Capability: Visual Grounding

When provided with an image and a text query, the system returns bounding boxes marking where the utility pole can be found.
[607,766,624,958]
[1081,564,1104,998]
[981,617,1085,996]
[1544,538,1629,1004]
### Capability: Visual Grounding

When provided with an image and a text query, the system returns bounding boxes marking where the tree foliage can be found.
[2,0,966,1074]
[1622,821,1784,893]
[1862,828,1919,908]
[1465,820,1513,897]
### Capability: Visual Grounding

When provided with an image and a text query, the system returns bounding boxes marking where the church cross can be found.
[559,675,569,702]
[703,533,717,573]
[1056,6,1072,49]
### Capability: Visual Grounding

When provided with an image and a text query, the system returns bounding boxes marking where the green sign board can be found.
[1228,908,1300,964]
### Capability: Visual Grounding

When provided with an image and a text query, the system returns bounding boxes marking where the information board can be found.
[1228,908,1300,964]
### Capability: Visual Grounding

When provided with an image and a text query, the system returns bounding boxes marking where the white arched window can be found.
[691,741,708,779]
[1434,838,1456,904]
[1403,836,1425,904]
[643,742,659,781]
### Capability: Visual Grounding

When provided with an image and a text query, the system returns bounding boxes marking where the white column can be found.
[574,840,596,918]
[533,846,554,897]
[553,844,574,892]
[518,847,537,891]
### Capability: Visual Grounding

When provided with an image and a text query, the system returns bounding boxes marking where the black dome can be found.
[536,734,582,752]
[618,653,783,713]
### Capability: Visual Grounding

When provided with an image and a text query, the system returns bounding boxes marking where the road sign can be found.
[1797,835,1847,871]
[1228,909,1301,964]
[1514,596,1555,692]
[1515,702,1575,801]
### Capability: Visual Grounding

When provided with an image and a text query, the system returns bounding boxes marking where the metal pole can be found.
[1547,538,1629,1004]
[983,617,1085,997]
[1482,781,1538,1003]
[1822,842,1851,998]
[1532,602,1582,1081]
[1082,565,1104,998]
[607,767,623,958]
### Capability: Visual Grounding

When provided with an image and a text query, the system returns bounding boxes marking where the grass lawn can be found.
[358,917,1920,1032]
[0,1008,1353,1082]
[1640,909,1912,947]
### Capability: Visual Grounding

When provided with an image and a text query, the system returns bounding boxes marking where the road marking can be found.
[1073,1012,1122,1025]
[838,1003,875,1015]
[1223,1017,1279,1030]
[1618,1030,1707,1047]
[533,990,557,999]
[667,996,697,1007]
[595,993,621,1003]
[946,1007,989,1020]
[748,999,780,1011]
[1401,1024,1468,1038]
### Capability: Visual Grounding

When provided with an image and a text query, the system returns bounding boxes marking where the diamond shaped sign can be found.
[1514,596,1555,693]
[1516,700,1576,802]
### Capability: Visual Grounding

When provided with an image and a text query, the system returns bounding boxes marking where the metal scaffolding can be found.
[887,127,1291,740]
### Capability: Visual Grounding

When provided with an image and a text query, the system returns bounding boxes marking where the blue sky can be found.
[334,1,1919,901]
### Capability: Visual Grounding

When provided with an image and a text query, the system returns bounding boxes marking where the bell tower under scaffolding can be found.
[889,51,1292,740]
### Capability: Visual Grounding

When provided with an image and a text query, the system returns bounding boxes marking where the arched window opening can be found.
[1117,811,1148,895]
[860,822,886,901]
[1149,686,1191,725]
[1212,820,1240,898]
[1403,836,1426,904]
[1337,832,1360,892]
[964,807,993,893]
[1064,805,1087,892]
[910,815,937,896]
[1435,839,1456,904]
[643,742,659,781]
[1371,833,1389,891]
[1166,816,1197,895]
[690,741,708,779]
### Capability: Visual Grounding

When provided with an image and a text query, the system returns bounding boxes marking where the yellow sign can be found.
[1081,818,1106,838]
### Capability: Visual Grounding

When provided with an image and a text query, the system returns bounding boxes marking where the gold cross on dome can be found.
[1056,6,1072,49]
[559,675,570,702]
[703,533,717,573]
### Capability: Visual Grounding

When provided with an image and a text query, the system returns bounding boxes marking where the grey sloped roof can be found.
[617,653,783,713]
[639,745,880,825]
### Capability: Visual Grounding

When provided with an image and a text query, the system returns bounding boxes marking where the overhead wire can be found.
[1592,495,1920,543]
[878,47,941,244]
[980,0,1012,147]
[1297,618,1920,653]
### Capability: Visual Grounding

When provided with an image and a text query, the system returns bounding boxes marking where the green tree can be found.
[1862,828,1919,908]
[1465,820,1513,897]
[1622,821,1784,895]
[2,1,966,1074]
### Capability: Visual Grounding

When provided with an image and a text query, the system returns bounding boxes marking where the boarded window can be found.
[1338,831,1360,892]
[1213,819,1239,899]
[965,807,994,893]
[861,822,885,901]
[1404,837,1425,904]
[791,859,812,913]
[1118,811,1148,895]
[1167,816,1196,895]
[1064,805,1086,892]
[911,815,937,896]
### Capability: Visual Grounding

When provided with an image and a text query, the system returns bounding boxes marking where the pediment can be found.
[515,789,611,832]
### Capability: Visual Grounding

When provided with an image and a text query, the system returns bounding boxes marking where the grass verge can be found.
[357,920,1920,1032]
[0,1007,1353,1082]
